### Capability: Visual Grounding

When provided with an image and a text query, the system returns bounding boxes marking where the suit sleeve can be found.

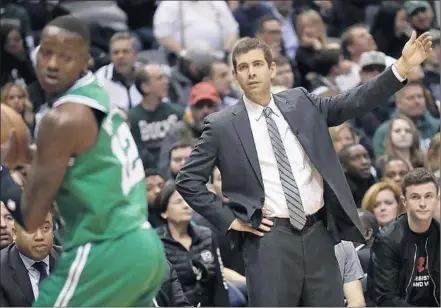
[211,237,231,307]
[301,67,405,127]
[0,286,11,307]
[175,117,236,234]
[369,234,413,307]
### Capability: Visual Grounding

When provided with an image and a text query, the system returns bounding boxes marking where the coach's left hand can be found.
[395,31,432,77]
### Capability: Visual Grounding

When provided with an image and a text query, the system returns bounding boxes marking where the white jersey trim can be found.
[53,95,107,113]
[54,243,91,307]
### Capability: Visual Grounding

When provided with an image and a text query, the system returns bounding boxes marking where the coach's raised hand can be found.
[394,31,432,78]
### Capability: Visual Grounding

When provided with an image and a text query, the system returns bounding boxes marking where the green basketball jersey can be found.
[52,72,147,250]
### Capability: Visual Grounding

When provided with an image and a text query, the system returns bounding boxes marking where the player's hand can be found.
[224,197,273,236]
[401,31,432,68]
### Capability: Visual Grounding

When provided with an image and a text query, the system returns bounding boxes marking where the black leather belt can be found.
[269,207,324,231]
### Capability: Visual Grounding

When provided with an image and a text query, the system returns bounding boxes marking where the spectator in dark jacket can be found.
[0,23,36,87]
[155,181,230,307]
[155,260,192,307]
[368,169,440,307]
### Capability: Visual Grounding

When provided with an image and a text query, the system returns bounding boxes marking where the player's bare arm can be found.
[22,103,98,231]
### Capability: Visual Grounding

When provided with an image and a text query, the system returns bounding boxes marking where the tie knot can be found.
[33,261,47,274]
[263,107,273,118]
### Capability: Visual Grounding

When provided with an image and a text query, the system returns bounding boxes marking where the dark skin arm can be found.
[22,103,98,232]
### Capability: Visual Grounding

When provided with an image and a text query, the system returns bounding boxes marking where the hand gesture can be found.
[401,31,432,68]
[224,197,273,236]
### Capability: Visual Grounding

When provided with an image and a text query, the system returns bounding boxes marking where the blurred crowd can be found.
[0,0,440,307]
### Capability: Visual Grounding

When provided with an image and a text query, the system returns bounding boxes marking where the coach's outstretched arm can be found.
[304,31,432,127]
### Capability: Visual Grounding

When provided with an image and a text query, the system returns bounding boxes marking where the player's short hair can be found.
[45,15,90,44]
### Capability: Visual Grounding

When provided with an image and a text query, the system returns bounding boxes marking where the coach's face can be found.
[15,212,53,261]
[233,49,276,99]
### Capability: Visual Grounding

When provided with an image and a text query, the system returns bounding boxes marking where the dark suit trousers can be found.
[242,219,344,307]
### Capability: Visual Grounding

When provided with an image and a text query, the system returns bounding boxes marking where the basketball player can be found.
[5,15,166,306]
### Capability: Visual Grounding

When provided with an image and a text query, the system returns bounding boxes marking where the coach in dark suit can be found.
[0,211,61,307]
[175,32,432,306]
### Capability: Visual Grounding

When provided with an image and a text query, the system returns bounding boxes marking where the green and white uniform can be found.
[34,72,165,307]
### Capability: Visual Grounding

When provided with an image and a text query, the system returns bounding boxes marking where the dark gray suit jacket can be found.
[175,67,405,244]
[0,243,62,307]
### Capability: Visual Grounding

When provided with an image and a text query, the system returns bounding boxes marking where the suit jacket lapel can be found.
[9,246,34,304]
[232,99,264,189]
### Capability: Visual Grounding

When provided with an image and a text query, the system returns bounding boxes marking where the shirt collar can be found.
[242,94,281,121]
[19,252,50,271]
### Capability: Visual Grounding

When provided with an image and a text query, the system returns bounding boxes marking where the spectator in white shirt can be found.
[153,1,239,60]
[95,32,142,111]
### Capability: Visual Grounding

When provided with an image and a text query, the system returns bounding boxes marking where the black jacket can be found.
[0,243,62,307]
[156,224,230,307]
[155,260,192,307]
[368,214,440,307]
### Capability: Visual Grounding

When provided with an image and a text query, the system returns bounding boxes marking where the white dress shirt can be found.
[243,96,324,217]
[19,253,50,300]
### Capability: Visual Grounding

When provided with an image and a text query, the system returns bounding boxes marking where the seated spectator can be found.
[425,133,440,178]
[161,140,195,181]
[310,48,344,95]
[269,0,299,62]
[153,1,238,61]
[254,15,283,59]
[1,82,34,129]
[376,114,426,170]
[334,241,366,307]
[129,64,183,169]
[373,81,440,156]
[368,168,440,307]
[370,3,410,59]
[0,211,62,307]
[0,201,15,250]
[155,181,230,307]
[295,9,328,88]
[352,51,391,140]
[404,1,440,37]
[201,59,238,108]
[337,24,396,91]
[145,169,166,229]
[329,122,357,154]
[423,33,440,101]
[233,1,272,38]
[154,260,192,307]
[0,23,36,87]
[361,181,404,228]
[380,156,411,186]
[167,41,221,108]
[339,144,377,208]
[356,210,379,273]
[271,55,294,91]
[158,82,220,177]
[95,32,142,111]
